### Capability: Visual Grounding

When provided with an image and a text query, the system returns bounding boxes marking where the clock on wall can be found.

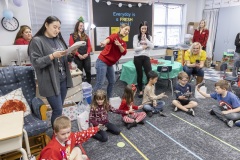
[1,17,19,32]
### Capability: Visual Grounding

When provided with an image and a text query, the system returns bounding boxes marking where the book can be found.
[66,41,86,53]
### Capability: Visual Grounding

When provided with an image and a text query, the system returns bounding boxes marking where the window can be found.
[153,3,183,46]
[28,0,89,45]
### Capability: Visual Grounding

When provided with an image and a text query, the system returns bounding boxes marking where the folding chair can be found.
[220,61,240,93]
[115,61,122,82]
[157,66,174,96]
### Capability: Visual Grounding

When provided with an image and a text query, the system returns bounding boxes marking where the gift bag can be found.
[195,86,207,99]
[77,111,90,131]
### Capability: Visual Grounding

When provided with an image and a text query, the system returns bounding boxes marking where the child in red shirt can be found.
[39,116,100,160]
[119,84,146,129]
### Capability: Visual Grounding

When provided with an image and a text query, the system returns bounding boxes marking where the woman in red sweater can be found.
[14,25,32,45]
[192,20,209,51]
[93,23,130,98]
[69,17,92,83]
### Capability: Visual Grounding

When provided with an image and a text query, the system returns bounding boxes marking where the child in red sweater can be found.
[38,116,100,160]
[89,90,126,142]
[119,84,146,129]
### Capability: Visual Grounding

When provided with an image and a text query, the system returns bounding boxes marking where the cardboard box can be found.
[187,22,199,35]
[215,61,222,71]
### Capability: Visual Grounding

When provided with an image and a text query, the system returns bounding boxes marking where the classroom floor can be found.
[46,67,240,160]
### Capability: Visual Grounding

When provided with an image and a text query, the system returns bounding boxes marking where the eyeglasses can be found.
[193,48,200,49]
[180,79,188,82]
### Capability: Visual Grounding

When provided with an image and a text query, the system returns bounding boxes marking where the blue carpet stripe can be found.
[146,121,203,160]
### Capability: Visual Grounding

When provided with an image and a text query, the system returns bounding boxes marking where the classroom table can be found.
[120,59,183,85]
[0,111,31,160]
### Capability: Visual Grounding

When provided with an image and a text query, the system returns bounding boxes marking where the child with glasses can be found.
[172,71,198,116]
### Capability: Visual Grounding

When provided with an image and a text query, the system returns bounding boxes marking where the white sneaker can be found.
[174,106,178,112]
[227,120,233,128]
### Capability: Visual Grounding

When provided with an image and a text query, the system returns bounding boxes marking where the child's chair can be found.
[220,61,240,93]
[157,66,174,96]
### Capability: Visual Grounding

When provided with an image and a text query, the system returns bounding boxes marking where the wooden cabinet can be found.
[0,133,50,160]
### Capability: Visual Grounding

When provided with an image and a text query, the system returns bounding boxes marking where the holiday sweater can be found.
[98,33,127,66]
[192,29,209,48]
[119,99,139,117]
[14,38,30,45]
[89,104,126,126]
[38,127,98,160]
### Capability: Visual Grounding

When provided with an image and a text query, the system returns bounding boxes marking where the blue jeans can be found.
[93,59,115,98]
[46,80,67,126]
[183,65,204,77]
[143,101,165,113]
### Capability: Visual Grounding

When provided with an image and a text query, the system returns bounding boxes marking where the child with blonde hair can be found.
[89,90,126,142]
[119,84,146,129]
[39,116,100,160]
[172,71,197,116]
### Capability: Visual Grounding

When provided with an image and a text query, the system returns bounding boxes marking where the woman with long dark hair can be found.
[133,21,154,98]
[28,16,73,126]
[69,17,92,83]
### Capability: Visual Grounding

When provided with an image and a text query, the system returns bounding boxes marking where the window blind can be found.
[28,0,89,45]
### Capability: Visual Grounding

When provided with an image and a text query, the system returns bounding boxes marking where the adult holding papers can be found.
[93,23,130,98]
[28,16,73,126]
[69,17,92,83]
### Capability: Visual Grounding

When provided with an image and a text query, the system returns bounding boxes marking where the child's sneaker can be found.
[235,120,240,127]
[186,109,195,116]
[138,120,145,124]
[159,111,167,117]
[147,111,153,117]
[126,122,137,129]
[226,120,233,128]
[209,109,215,115]
[174,106,178,112]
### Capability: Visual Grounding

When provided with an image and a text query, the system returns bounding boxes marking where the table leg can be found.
[18,148,28,160]
[23,129,31,158]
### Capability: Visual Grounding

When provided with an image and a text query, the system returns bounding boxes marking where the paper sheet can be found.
[66,41,86,53]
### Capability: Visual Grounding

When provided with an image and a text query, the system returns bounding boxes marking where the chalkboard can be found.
[92,1,152,51]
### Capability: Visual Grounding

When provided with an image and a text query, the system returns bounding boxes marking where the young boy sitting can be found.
[39,116,101,160]
[142,71,168,117]
[172,71,198,116]
[197,80,240,127]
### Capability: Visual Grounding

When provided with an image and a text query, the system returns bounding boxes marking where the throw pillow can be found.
[0,99,26,115]
[0,88,31,117]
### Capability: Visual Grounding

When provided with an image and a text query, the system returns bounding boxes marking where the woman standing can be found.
[69,17,92,83]
[192,20,209,51]
[133,21,154,98]
[14,25,32,45]
[183,42,206,85]
[93,23,130,98]
[28,16,73,126]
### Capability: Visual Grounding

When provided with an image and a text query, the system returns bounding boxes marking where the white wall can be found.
[0,0,31,45]
[0,0,204,46]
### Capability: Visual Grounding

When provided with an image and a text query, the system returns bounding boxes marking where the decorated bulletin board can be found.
[92,1,153,51]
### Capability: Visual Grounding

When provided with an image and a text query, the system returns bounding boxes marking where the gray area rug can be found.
[47,76,240,160]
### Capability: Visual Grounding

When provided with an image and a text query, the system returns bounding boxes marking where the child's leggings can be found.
[123,112,146,123]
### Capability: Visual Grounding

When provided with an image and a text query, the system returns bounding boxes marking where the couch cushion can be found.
[24,114,48,137]
[0,66,36,107]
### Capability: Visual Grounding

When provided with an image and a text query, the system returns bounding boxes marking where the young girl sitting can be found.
[119,84,146,129]
[89,90,126,142]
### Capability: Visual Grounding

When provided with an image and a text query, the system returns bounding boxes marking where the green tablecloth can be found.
[120,59,183,84]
